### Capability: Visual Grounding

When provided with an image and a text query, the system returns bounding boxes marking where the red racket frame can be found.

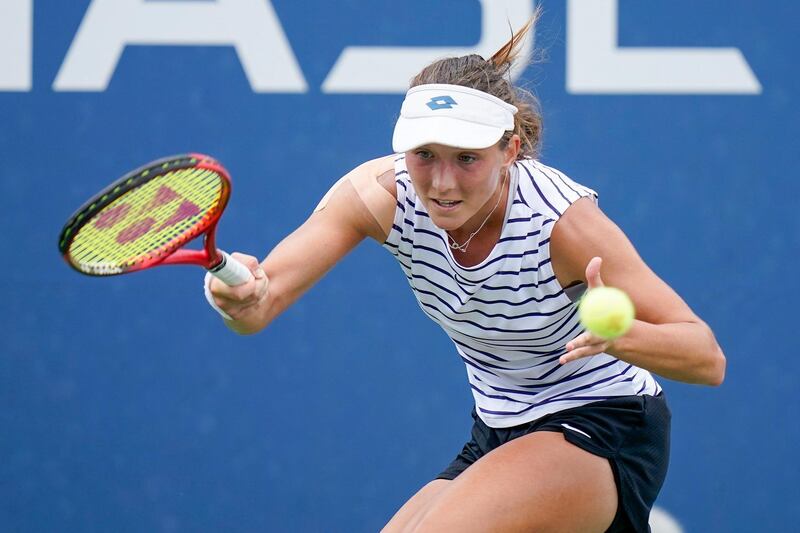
[59,153,234,275]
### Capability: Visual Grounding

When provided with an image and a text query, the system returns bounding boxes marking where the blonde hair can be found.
[409,13,542,160]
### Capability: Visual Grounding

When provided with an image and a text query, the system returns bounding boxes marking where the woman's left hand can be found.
[560,257,615,365]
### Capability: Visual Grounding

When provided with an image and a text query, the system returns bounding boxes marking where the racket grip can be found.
[209,250,254,286]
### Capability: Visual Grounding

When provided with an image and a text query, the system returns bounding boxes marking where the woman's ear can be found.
[504,134,521,164]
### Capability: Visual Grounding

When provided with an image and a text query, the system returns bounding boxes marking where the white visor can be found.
[392,83,518,152]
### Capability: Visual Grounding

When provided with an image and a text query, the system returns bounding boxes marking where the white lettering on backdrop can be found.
[0,0,32,91]
[322,0,533,93]
[567,0,761,94]
[0,0,761,95]
[53,0,306,92]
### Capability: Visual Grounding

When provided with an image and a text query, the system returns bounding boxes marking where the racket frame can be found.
[59,153,231,275]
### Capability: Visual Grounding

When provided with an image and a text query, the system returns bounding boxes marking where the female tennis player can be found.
[204,19,726,532]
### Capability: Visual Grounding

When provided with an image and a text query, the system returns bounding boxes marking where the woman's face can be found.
[406,138,519,232]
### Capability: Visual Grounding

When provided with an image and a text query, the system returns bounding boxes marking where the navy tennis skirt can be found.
[436,393,671,532]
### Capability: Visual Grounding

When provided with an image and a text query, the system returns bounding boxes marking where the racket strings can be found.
[68,168,224,273]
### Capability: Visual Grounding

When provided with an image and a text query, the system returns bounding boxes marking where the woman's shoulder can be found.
[347,154,399,200]
[514,158,598,220]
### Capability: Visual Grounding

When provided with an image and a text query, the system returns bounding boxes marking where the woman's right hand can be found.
[207,252,270,323]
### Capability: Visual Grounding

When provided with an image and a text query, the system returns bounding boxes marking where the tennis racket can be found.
[58,153,252,286]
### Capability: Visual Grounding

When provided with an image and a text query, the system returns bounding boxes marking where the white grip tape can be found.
[204,272,233,320]
[209,250,253,286]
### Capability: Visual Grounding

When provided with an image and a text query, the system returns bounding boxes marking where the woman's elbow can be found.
[701,322,726,386]
[704,345,726,386]
[685,322,726,386]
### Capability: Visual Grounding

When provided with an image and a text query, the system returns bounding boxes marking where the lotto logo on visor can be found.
[392,84,518,152]
[426,96,457,110]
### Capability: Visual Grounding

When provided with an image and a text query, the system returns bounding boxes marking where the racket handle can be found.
[208,250,254,286]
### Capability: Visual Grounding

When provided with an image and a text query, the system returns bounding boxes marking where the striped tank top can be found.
[382,155,661,428]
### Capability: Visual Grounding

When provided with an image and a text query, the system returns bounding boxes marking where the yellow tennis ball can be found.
[578,287,635,340]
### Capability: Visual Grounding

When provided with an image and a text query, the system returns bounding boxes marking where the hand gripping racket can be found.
[58,153,252,286]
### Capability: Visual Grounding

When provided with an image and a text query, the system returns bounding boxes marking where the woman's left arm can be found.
[551,198,726,386]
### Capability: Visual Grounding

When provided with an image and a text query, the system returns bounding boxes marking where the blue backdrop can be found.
[2,1,798,531]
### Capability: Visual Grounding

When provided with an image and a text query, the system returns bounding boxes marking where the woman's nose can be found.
[431,164,457,192]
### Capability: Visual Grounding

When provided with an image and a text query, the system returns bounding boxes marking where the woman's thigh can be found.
[381,479,451,533]
[410,431,618,533]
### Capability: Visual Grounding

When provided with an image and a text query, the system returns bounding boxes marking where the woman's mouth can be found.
[433,199,462,210]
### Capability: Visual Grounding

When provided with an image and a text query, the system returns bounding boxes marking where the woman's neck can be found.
[447,171,510,248]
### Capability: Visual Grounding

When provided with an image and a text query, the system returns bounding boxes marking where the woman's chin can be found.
[428,213,464,231]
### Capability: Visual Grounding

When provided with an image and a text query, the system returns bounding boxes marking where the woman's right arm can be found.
[207,155,397,335]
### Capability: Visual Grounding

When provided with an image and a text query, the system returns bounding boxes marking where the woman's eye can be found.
[415,150,433,160]
[459,154,477,163]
